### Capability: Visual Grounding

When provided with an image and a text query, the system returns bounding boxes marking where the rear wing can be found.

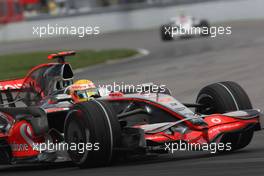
[48,51,76,63]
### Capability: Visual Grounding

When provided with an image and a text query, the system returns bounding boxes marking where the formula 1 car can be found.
[0,51,263,168]
[160,15,210,41]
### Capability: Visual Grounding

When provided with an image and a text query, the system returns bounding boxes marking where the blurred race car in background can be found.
[160,14,211,41]
[0,51,263,168]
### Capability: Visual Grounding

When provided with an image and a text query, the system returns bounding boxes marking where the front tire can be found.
[196,81,252,114]
[64,100,121,168]
[196,81,254,151]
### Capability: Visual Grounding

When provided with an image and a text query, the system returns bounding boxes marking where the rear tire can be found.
[161,25,173,41]
[196,81,254,151]
[199,20,211,37]
[64,100,121,168]
[162,87,172,96]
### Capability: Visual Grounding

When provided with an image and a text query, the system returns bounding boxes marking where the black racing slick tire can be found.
[64,100,121,168]
[199,20,211,37]
[161,25,173,41]
[0,139,11,164]
[196,81,252,114]
[162,87,172,96]
[196,81,254,151]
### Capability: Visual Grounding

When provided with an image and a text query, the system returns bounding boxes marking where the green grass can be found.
[0,49,138,80]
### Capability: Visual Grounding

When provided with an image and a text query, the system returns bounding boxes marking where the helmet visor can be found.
[75,88,98,101]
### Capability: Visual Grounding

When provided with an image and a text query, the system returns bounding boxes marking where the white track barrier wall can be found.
[0,0,264,42]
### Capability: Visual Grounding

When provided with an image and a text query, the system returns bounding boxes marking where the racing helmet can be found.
[68,80,100,102]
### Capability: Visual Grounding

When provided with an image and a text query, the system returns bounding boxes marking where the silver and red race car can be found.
[160,15,210,41]
[0,51,263,168]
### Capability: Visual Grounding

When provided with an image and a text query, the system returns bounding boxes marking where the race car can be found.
[160,14,210,41]
[0,51,263,168]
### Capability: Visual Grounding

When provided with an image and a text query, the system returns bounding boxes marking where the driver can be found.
[67,80,100,103]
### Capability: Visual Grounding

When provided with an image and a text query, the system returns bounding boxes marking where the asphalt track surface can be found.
[0,20,264,176]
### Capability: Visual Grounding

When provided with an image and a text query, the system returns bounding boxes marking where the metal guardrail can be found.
[1,0,262,42]
[26,0,227,21]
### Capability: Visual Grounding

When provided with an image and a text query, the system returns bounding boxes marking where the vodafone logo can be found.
[211,118,222,124]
